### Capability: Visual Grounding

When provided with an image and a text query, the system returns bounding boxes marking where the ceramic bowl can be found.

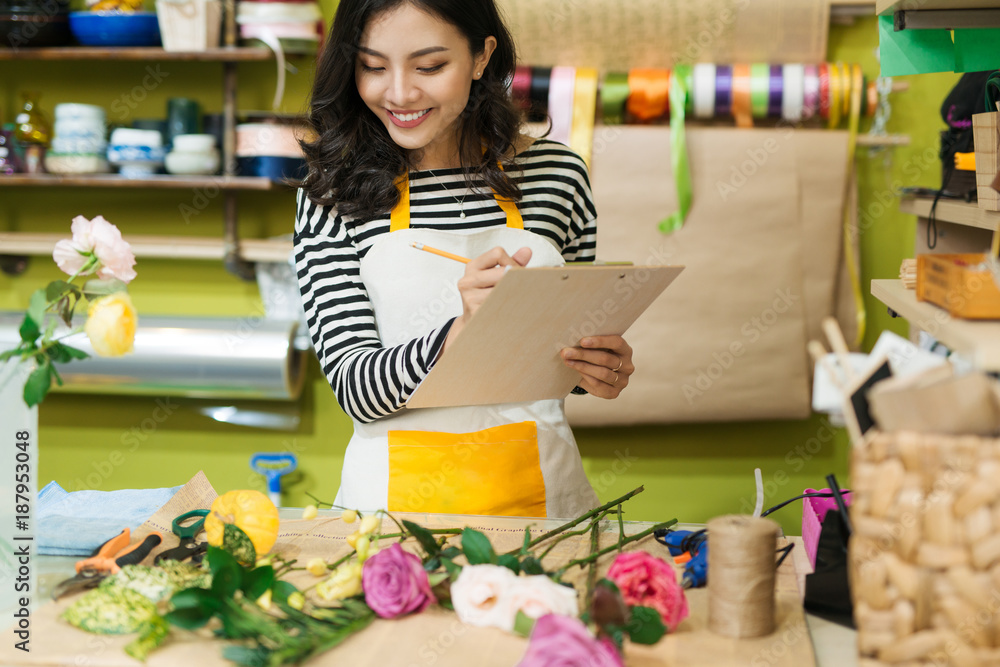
[54,103,105,123]
[68,11,160,47]
[45,153,109,175]
[109,127,163,148]
[172,133,215,153]
[53,118,105,139]
[164,148,219,175]
[51,136,106,154]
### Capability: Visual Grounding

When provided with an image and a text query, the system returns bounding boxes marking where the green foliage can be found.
[222,524,257,566]
[460,528,496,565]
[496,554,520,574]
[403,520,440,557]
[626,606,667,645]
[512,610,535,638]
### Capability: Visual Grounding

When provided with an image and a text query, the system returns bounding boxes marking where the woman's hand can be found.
[444,246,532,350]
[561,335,634,399]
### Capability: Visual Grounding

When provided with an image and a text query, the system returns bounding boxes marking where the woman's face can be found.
[355,3,496,169]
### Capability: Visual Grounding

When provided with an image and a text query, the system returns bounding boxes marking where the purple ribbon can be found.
[768,65,783,118]
[715,65,733,117]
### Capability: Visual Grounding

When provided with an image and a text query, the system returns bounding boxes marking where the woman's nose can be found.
[387,71,421,106]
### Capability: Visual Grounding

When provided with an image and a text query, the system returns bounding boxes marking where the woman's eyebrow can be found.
[358,46,450,59]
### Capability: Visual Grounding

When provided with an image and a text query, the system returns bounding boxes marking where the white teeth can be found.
[391,109,430,122]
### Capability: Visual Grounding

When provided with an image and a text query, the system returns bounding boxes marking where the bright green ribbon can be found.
[601,72,630,125]
[659,65,692,235]
[750,63,770,118]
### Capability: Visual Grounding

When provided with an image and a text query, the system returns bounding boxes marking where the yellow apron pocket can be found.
[387,421,546,517]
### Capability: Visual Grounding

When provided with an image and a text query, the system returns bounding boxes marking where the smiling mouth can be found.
[389,109,431,122]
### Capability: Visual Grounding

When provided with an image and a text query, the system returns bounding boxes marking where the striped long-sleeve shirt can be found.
[294,139,598,423]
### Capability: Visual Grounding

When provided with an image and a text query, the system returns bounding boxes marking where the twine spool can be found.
[707,514,780,638]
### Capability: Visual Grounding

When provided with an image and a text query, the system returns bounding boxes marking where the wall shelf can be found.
[0,233,292,264]
[876,0,1000,16]
[899,196,1000,232]
[0,174,280,191]
[0,47,273,61]
[872,279,1000,371]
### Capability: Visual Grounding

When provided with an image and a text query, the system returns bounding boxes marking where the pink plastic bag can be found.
[802,488,852,569]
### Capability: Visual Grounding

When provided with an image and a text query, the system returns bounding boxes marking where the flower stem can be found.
[617,504,625,553]
[503,486,645,556]
[537,510,611,562]
[586,520,600,601]
[556,519,677,577]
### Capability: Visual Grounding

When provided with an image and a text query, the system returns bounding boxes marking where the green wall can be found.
[0,14,959,535]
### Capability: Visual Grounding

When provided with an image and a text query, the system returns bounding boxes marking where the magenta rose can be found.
[517,614,623,667]
[606,551,689,630]
[361,543,436,618]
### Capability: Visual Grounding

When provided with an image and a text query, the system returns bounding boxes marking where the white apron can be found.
[333,172,599,518]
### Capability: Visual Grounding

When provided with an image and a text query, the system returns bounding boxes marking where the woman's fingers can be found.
[560,334,635,399]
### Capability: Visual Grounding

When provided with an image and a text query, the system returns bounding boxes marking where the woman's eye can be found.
[418,64,445,74]
[360,63,384,73]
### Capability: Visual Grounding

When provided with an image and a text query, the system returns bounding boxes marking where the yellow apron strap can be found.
[390,173,411,232]
[390,164,523,230]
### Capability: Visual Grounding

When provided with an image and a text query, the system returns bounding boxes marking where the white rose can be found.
[450,565,518,631]
[507,575,579,621]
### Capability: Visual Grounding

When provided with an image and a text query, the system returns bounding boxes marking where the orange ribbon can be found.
[627,69,671,122]
[731,63,753,128]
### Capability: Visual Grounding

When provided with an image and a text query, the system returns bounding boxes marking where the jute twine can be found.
[707,514,780,639]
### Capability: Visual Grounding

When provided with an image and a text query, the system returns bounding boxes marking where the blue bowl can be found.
[237,156,307,182]
[68,11,160,47]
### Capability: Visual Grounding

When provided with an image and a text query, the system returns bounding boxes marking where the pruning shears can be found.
[51,528,162,600]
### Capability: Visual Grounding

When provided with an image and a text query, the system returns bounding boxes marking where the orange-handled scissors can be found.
[52,528,162,600]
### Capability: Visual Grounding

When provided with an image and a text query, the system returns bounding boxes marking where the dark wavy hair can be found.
[300,0,523,218]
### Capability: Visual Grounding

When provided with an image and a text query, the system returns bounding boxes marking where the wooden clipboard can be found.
[407,264,684,409]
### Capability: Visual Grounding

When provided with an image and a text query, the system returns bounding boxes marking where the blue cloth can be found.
[38,481,181,556]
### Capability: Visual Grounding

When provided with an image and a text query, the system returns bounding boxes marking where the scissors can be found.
[52,528,162,600]
[154,509,210,564]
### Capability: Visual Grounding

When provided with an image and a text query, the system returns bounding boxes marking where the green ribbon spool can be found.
[750,63,770,119]
[602,72,630,125]
[660,64,693,235]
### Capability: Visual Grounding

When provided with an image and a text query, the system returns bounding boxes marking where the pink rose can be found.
[361,543,435,618]
[52,215,136,283]
[517,614,623,667]
[606,551,689,630]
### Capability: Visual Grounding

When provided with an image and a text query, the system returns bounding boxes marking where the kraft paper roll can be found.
[707,515,779,639]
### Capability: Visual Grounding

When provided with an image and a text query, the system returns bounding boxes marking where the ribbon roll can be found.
[548,66,576,145]
[781,64,804,122]
[767,65,783,118]
[803,64,820,119]
[844,62,867,348]
[679,66,695,115]
[818,63,830,120]
[866,78,878,118]
[693,63,717,119]
[528,67,551,123]
[601,72,630,125]
[731,63,753,128]
[715,64,733,117]
[512,66,531,111]
[750,63,770,118]
[570,68,599,169]
[827,63,842,129]
[627,69,671,122]
[839,62,852,118]
[661,65,692,235]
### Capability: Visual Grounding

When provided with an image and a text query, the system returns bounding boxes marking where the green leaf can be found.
[403,520,441,557]
[442,558,462,580]
[241,565,275,600]
[23,360,52,408]
[49,343,89,363]
[427,571,450,588]
[270,580,300,605]
[521,557,544,575]
[221,646,269,667]
[164,604,215,630]
[626,606,667,645]
[45,280,73,303]
[83,278,128,298]
[423,557,440,571]
[19,289,47,344]
[206,547,243,598]
[125,616,170,662]
[461,528,496,565]
[222,524,257,566]
[439,546,461,559]
[49,361,63,387]
[497,554,520,574]
[513,610,535,638]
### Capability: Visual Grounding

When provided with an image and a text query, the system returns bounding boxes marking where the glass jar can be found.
[15,92,52,146]
[0,125,23,174]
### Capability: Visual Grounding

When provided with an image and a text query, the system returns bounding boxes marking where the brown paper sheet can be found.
[7,474,815,666]
[566,127,850,425]
[497,0,829,70]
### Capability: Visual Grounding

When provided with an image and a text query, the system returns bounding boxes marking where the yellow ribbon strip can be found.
[570,67,599,169]
[827,63,842,129]
[843,63,866,348]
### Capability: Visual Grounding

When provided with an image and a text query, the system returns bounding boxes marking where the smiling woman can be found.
[294,0,637,519]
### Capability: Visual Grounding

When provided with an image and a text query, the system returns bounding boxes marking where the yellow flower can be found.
[359,515,380,536]
[356,535,371,562]
[256,588,272,611]
[301,505,318,520]
[315,562,363,602]
[346,532,360,549]
[306,558,328,577]
[84,292,137,357]
[287,592,305,611]
[340,509,357,524]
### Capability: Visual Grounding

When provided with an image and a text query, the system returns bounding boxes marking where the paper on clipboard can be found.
[406,264,684,409]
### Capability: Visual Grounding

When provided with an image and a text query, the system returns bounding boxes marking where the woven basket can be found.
[850,430,1000,666]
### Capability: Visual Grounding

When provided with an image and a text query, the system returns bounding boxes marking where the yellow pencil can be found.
[410,242,470,264]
